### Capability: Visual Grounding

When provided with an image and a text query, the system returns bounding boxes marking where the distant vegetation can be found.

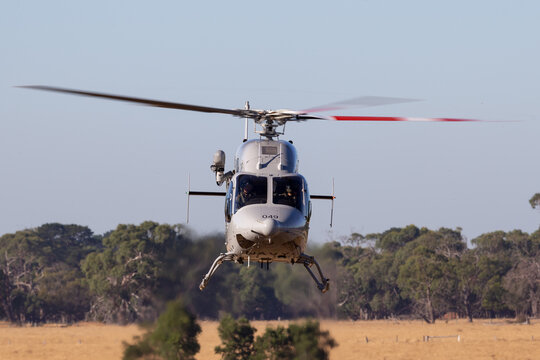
[530,193,540,209]
[0,211,539,324]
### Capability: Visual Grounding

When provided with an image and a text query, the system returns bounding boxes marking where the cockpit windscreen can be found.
[235,175,267,211]
[273,176,304,212]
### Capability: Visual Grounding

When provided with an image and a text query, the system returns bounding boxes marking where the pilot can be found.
[236,181,254,206]
[282,185,297,205]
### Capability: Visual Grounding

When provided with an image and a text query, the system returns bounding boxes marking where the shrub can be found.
[123,300,201,360]
[215,314,257,360]
[215,315,337,360]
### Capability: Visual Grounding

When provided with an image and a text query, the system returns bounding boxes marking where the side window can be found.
[224,182,233,222]
[303,180,310,218]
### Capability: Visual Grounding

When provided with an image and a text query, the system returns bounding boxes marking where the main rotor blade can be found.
[300,96,420,114]
[298,114,479,122]
[18,86,481,123]
[17,85,246,117]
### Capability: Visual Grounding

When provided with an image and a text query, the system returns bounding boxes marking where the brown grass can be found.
[1,319,539,360]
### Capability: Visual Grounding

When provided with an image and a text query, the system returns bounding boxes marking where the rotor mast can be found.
[255,117,284,139]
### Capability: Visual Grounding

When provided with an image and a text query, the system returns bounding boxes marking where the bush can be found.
[123,300,201,360]
[285,320,337,360]
[215,314,257,360]
[253,326,293,360]
[215,315,337,360]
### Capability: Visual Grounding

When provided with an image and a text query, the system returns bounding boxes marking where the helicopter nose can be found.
[254,218,278,236]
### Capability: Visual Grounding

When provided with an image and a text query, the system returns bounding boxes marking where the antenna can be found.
[330,178,335,227]
[243,101,250,142]
[186,174,191,224]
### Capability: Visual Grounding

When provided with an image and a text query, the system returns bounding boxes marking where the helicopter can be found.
[18,85,478,293]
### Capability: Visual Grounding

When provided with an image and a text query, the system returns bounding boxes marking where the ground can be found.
[0,319,539,360]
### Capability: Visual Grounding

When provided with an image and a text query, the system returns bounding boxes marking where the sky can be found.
[1,0,539,244]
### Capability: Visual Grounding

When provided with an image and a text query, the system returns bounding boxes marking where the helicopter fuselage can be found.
[223,139,311,264]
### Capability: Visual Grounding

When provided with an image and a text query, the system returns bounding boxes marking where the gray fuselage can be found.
[224,139,311,263]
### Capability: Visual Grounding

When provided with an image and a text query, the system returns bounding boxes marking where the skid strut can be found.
[298,253,330,293]
[199,252,235,291]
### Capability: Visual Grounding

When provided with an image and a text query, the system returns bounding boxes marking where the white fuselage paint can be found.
[224,139,311,263]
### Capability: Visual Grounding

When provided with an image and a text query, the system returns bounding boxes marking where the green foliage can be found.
[123,300,201,360]
[0,223,98,323]
[215,314,257,360]
[472,231,511,256]
[376,225,421,252]
[272,244,339,319]
[1,220,539,324]
[451,251,482,321]
[233,267,283,320]
[151,300,201,360]
[253,326,293,360]
[397,245,451,323]
[284,320,336,360]
[38,264,91,322]
[502,229,540,317]
[123,335,154,360]
[82,221,185,323]
[272,264,316,318]
[529,193,540,209]
[215,316,336,360]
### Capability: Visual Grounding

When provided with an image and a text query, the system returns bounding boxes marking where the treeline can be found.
[0,221,539,324]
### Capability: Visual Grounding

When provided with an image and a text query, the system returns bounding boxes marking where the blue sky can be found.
[1,0,539,243]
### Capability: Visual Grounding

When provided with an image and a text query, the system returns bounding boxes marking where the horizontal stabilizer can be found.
[310,195,335,200]
[188,191,226,196]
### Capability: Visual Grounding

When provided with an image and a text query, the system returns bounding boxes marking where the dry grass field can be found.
[1,319,539,360]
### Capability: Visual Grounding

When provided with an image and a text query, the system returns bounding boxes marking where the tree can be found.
[451,251,483,322]
[37,263,91,323]
[82,221,184,323]
[231,267,284,320]
[397,245,453,323]
[375,225,421,253]
[0,224,98,323]
[151,301,201,360]
[503,230,540,318]
[530,193,540,209]
[272,243,340,319]
[123,299,201,360]
[286,320,336,360]
[214,316,337,360]
[337,246,398,320]
[160,232,237,320]
[503,259,540,318]
[215,314,257,360]
[471,232,513,317]
[253,326,294,360]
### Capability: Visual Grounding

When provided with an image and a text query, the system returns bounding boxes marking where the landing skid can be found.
[298,253,330,293]
[199,252,235,291]
[199,252,330,294]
